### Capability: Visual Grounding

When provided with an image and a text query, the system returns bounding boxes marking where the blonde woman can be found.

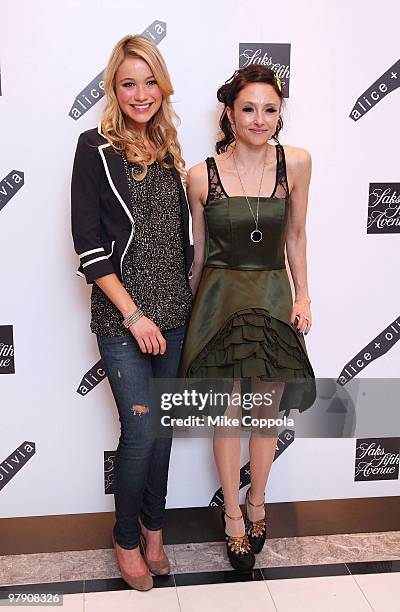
[71,35,192,591]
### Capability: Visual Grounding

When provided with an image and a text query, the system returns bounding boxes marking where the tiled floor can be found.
[1,532,399,611]
[1,531,400,585]
[1,570,399,611]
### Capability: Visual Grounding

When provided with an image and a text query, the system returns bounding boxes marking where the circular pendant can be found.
[250,229,263,243]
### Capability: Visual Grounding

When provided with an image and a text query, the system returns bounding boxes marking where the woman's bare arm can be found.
[285,147,313,334]
[187,162,208,296]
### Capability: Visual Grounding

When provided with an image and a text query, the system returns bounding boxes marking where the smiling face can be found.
[114,56,163,132]
[227,82,281,147]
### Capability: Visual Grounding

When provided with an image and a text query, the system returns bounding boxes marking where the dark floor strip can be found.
[174,569,264,587]
[0,580,85,598]
[1,559,399,596]
[346,560,400,574]
[84,574,176,592]
[260,563,350,580]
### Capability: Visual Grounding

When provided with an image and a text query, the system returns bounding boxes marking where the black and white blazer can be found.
[71,123,193,284]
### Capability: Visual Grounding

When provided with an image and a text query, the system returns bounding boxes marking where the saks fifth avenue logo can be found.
[367,183,400,233]
[104,451,115,494]
[350,59,399,121]
[337,315,400,385]
[0,325,15,374]
[0,442,36,492]
[77,360,106,395]
[239,43,291,97]
[69,20,167,120]
[0,171,24,213]
[355,438,399,481]
[209,429,294,506]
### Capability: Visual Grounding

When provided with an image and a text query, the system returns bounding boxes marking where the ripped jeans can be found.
[97,325,185,549]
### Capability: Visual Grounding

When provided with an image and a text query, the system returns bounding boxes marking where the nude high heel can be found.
[112,531,153,591]
[140,533,171,575]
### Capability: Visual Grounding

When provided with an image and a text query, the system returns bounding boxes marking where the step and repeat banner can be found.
[1,0,399,518]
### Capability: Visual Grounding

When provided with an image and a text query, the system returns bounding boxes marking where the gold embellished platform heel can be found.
[245,488,267,554]
[221,509,255,571]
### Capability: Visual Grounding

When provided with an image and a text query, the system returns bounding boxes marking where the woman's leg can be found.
[213,380,244,536]
[140,325,186,560]
[97,334,155,575]
[247,378,285,520]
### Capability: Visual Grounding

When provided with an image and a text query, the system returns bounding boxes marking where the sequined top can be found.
[90,158,193,336]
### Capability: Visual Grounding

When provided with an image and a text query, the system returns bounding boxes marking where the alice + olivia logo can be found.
[77,360,106,395]
[0,171,24,213]
[0,442,36,492]
[337,315,400,385]
[350,59,399,121]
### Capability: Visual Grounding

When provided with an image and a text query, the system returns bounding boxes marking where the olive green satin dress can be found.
[179,146,316,414]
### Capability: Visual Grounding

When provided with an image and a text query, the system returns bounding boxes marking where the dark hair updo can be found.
[216,64,284,154]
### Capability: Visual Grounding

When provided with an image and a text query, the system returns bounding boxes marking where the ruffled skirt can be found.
[185,307,315,414]
[179,267,316,415]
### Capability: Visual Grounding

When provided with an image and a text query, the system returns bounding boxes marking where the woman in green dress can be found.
[179,64,316,571]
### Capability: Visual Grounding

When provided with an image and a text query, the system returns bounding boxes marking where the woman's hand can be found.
[129,316,166,355]
[290,299,312,335]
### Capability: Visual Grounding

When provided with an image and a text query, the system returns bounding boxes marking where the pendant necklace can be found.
[233,146,268,243]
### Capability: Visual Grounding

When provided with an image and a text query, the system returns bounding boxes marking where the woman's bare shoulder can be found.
[188,160,208,181]
[282,144,312,169]
[187,161,208,200]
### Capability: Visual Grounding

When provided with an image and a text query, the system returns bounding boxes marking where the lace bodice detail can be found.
[206,155,227,201]
[206,144,289,203]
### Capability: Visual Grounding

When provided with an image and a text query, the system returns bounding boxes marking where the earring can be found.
[273,118,281,139]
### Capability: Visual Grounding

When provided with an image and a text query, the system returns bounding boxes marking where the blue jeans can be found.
[97,325,185,549]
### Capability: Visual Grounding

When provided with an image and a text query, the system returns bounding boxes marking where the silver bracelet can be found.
[122,308,144,328]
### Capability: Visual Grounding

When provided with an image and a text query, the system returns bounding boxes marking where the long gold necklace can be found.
[233,146,268,243]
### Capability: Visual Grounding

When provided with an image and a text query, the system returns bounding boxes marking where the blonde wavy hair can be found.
[101,34,185,180]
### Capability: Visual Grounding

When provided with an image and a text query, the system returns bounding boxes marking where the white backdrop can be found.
[1,0,399,518]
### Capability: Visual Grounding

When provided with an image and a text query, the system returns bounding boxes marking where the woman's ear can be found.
[226,106,234,127]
